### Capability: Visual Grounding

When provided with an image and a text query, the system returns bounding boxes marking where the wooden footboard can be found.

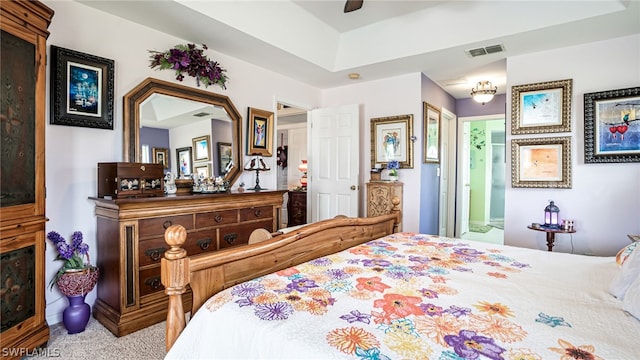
[161,202,401,351]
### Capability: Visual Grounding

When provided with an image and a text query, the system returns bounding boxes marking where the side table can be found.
[527,225,576,251]
[287,190,307,227]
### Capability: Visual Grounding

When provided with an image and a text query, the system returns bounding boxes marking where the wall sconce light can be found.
[543,200,560,229]
[298,160,308,189]
[471,81,497,105]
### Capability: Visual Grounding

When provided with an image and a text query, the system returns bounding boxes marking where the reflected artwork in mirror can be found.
[123,78,242,185]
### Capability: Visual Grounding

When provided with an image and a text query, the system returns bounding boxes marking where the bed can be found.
[161,210,640,359]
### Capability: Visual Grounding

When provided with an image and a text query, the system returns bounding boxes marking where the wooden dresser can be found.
[366,181,403,231]
[0,1,54,356]
[90,190,285,336]
[287,190,307,227]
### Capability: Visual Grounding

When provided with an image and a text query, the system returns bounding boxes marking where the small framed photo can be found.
[152,147,169,169]
[176,147,193,177]
[423,102,441,163]
[195,164,212,179]
[50,45,114,129]
[218,142,232,175]
[192,135,211,161]
[511,136,572,188]
[370,114,414,169]
[584,86,640,163]
[247,107,273,156]
[511,79,572,134]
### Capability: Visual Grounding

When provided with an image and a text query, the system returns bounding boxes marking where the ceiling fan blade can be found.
[344,0,363,13]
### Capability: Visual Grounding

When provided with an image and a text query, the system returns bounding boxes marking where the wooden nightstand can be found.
[366,181,403,231]
[287,191,307,227]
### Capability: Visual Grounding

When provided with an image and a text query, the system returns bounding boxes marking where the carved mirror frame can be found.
[123,77,243,185]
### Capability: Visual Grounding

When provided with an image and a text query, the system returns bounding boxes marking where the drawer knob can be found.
[214,215,223,223]
[223,233,238,244]
[197,238,212,250]
[163,220,172,229]
[145,247,166,262]
[254,209,262,217]
[144,277,162,290]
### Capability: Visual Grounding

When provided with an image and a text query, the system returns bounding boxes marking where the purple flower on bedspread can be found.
[419,288,439,299]
[510,261,530,268]
[340,310,372,324]
[285,278,319,292]
[235,297,254,307]
[326,268,350,280]
[309,257,332,266]
[354,346,391,360]
[444,330,505,360]
[421,303,444,316]
[254,301,294,321]
[408,255,432,264]
[453,247,484,258]
[362,259,393,268]
[445,305,472,317]
[231,281,264,298]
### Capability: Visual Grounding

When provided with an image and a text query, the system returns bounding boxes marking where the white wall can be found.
[43,0,321,324]
[322,73,423,231]
[505,34,640,255]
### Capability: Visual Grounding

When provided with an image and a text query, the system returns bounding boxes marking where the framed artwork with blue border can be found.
[511,79,572,135]
[584,86,640,163]
[50,45,114,129]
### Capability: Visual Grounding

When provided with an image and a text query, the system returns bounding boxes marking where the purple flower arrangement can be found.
[387,160,400,176]
[47,231,95,290]
[149,43,228,89]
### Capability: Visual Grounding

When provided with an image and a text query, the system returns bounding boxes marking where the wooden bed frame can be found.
[161,200,401,351]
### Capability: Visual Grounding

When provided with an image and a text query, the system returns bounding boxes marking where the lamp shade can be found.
[544,200,560,227]
[471,81,497,105]
[299,160,308,188]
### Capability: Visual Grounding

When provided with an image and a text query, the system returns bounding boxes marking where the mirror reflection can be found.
[123,78,242,186]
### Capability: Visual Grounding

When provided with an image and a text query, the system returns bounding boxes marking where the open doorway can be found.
[456,115,505,245]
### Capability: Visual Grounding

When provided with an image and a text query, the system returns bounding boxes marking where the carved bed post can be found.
[161,224,190,351]
[390,196,402,232]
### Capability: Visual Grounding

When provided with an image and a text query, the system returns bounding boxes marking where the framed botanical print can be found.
[423,102,441,163]
[584,86,640,163]
[247,107,273,156]
[50,45,115,129]
[511,79,572,134]
[370,114,414,169]
[511,136,572,188]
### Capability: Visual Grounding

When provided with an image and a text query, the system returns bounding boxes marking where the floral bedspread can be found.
[166,233,640,359]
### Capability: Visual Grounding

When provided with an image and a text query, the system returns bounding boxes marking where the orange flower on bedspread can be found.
[276,267,299,277]
[373,293,424,320]
[506,348,542,360]
[468,313,527,343]
[473,301,515,317]
[356,276,390,293]
[326,326,379,354]
[383,330,433,359]
[414,313,465,346]
[548,339,603,360]
[205,291,232,311]
[487,272,508,279]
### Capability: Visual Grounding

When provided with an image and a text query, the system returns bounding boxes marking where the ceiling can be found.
[79,0,639,100]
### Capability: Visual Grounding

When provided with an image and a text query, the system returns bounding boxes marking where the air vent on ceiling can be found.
[465,43,505,58]
[193,112,211,117]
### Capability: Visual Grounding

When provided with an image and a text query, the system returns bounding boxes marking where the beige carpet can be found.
[27,318,167,360]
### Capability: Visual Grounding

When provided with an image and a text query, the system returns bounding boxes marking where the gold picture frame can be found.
[152,147,169,169]
[423,102,441,163]
[370,114,414,169]
[192,135,211,162]
[195,164,212,179]
[511,136,572,188]
[247,107,273,156]
[511,79,572,134]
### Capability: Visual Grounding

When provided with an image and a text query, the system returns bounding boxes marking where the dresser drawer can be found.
[195,209,238,228]
[139,229,218,267]
[139,215,193,238]
[139,266,163,297]
[239,206,273,222]
[219,219,273,250]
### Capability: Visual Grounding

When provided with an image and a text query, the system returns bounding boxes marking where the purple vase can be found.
[62,295,90,334]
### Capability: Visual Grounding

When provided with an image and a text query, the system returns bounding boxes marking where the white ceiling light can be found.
[470,81,497,105]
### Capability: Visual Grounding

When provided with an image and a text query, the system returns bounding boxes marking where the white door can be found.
[438,108,456,237]
[309,104,360,222]
[456,121,471,237]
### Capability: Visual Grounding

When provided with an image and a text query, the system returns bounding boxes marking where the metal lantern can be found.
[544,200,560,228]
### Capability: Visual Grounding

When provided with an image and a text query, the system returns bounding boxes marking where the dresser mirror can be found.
[123,77,242,185]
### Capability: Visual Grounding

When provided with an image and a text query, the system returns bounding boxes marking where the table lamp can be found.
[544,200,560,229]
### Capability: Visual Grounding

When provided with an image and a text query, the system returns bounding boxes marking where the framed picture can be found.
[176,147,193,177]
[584,86,640,163]
[247,107,273,156]
[50,45,114,129]
[218,142,233,175]
[423,102,441,163]
[511,79,572,134]
[511,136,572,188]
[370,114,414,169]
[192,135,211,161]
[195,164,212,179]
[152,147,169,169]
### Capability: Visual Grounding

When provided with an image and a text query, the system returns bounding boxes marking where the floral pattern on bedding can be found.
[204,233,605,360]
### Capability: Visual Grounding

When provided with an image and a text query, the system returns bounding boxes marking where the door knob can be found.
[350,185,356,190]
